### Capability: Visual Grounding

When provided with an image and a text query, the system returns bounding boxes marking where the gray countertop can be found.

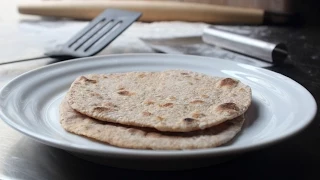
[0,21,319,179]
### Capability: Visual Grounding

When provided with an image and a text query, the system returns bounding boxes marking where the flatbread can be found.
[60,98,245,150]
[67,70,251,132]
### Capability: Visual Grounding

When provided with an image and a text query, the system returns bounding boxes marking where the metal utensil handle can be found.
[202,27,288,64]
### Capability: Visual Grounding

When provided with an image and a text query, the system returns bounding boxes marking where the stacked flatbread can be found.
[60,70,251,150]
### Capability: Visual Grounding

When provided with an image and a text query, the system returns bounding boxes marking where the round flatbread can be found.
[60,98,245,150]
[67,70,251,132]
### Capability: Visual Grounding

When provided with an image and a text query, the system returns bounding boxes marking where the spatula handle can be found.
[18,0,264,24]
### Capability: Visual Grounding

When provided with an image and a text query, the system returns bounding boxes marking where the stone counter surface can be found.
[0,21,319,179]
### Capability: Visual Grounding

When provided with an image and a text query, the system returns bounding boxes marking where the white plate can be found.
[0,54,317,170]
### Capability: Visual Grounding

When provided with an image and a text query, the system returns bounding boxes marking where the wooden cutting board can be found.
[18,0,264,24]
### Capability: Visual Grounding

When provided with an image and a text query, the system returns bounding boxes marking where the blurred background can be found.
[1,1,320,180]
[1,0,319,80]
[0,0,319,25]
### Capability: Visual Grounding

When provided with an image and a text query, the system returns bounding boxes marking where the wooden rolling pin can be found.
[18,0,264,24]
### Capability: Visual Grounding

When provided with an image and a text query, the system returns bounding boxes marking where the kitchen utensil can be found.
[18,0,264,24]
[141,27,288,67]
[0,8,141,65]
[202,26,288,64]
[140,36,273,68]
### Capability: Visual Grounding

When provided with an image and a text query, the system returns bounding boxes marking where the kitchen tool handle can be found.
[202,27,288,64]
[0,56,73,66]
[18,0,264,24]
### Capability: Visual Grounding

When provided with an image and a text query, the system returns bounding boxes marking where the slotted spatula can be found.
[0,9,141,65]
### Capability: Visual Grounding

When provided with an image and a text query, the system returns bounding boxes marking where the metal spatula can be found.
[0,9,141,65]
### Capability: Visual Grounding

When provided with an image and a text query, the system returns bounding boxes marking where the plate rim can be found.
[0,53,317,158]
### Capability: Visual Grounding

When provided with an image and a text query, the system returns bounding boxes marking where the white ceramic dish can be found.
[0,54,317,170]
